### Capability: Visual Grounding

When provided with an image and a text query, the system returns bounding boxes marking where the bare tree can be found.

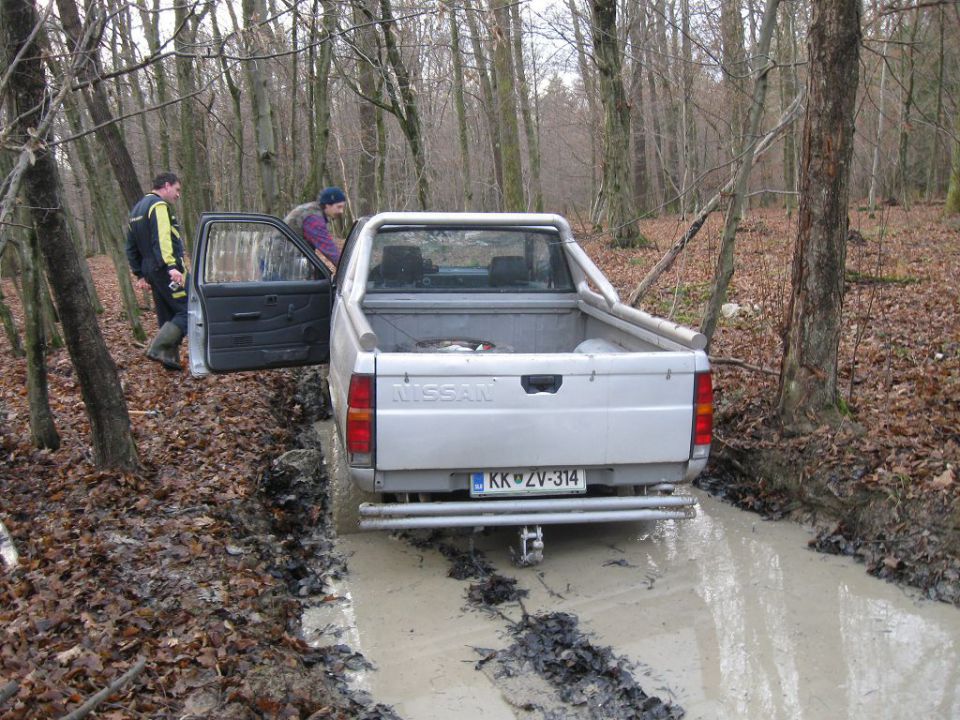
[778,0,862,429]
[490,0,524,211]
[511,1,542,212]
[240,0,280,213]
[55,0,143,207]
[174,1,212,246]
[353,0,380,214]
[3,0,140,470]
[591,0,642,247]
[701,0,780,348]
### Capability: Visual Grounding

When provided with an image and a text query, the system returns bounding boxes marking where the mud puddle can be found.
[309,489,960,719]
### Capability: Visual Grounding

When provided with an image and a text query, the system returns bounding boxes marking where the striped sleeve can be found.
[150,201,177,268]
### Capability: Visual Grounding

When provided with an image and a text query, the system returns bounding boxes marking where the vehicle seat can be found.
[489,256,527,287]
[381,245,423,287]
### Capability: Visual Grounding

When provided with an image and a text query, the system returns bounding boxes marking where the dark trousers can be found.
[148,268,188,334]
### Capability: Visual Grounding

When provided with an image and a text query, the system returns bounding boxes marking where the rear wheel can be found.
[317,418,378,535]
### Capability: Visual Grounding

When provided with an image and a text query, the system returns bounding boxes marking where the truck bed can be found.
[362,294,678,354]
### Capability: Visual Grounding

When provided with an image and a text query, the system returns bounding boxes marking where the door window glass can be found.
[204,222,320,283]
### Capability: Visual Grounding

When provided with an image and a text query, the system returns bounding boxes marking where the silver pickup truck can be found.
[188,212,712,563]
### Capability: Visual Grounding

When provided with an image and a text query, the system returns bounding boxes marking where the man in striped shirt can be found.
[284,186,347,267]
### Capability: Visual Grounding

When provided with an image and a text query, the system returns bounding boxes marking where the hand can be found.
[168,269,184,286]
[135,277,149,291]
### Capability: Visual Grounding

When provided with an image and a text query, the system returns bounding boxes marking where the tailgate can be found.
[374,352,697,471]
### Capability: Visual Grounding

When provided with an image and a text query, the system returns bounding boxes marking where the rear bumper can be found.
[357,494,697,531]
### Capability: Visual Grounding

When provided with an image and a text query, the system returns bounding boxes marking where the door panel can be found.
[189,213,333,374]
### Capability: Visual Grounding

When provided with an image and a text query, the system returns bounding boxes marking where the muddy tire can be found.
[317,418,378,536]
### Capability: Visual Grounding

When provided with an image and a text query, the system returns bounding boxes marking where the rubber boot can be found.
[146,322,184,371]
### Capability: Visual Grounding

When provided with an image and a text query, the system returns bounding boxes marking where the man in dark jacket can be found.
[126,172,187,371]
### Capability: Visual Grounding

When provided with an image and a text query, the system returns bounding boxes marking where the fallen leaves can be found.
[0,258,347,717]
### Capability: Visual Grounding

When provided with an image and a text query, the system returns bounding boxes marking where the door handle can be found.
[232,311,261,320]
[521,374,563,394]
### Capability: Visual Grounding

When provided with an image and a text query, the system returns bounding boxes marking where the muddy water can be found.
[307,489,960,719]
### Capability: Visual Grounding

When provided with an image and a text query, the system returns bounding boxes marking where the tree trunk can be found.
[115,0,154,176]
[778,0,799,215]
[380,0,429,209]
[642,12,665,210]
[174,2,212,250]
[354,0,380,215]
[56,0,143,209]
[778,0,861,429]
[700,0,779,349]
[511,1,542,212]
[658,0,681,212]
[57,83,146,342]
[868,35,890,212]
[210,9,245,207]
[569,0,600,218]
[0,282,23,357]
[680,0,700,215]
[311,0,337,196]
[449,0,473,211]
[946,103,960,214]
[490,0,524,211]
[897,11,919,210]
[136,0,172,170]
[464,0,503,206]
[592,0,642,247]
[17,230,60,450]
[4,0,140,470]
[628,0,649,214]
[721,0,748,158]
[925,8,945,201]
[241,0,280,213]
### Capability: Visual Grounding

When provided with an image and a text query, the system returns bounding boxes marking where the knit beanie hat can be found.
[318,186,346,205]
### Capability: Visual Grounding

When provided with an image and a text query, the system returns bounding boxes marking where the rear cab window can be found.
[366,227,574,292]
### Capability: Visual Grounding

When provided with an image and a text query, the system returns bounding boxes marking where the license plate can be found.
[470,468,587,497]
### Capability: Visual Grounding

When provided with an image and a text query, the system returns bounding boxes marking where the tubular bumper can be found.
[357,494,697,531]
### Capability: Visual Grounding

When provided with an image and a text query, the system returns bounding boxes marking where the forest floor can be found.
[0,203,958,717]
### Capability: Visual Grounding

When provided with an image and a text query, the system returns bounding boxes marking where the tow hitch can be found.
[515,525,544,566]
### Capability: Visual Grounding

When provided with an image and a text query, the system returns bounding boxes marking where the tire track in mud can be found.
[394,531,685,720]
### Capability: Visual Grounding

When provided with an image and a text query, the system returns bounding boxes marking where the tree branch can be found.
[710,356,779,376]
[57,657,146,720]
[627,90,805,307]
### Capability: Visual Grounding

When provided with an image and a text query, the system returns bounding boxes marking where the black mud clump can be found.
[255,450,346,593]
[467,574,529,606]
[482,612,684,719]
[399,529,495,580]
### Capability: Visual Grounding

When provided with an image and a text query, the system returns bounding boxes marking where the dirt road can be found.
[303,488,960,719]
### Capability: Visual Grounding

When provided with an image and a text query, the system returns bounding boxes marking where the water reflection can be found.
[680,496,960,720]
[839,585,960,718]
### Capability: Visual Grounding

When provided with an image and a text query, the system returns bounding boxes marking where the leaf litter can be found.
[0,259,394,717]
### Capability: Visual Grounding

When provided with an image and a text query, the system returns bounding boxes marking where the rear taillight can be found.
[346,373,374,465]
[692,371,713,454]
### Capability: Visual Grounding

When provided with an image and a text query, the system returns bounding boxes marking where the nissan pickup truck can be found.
[187,212,712,563]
